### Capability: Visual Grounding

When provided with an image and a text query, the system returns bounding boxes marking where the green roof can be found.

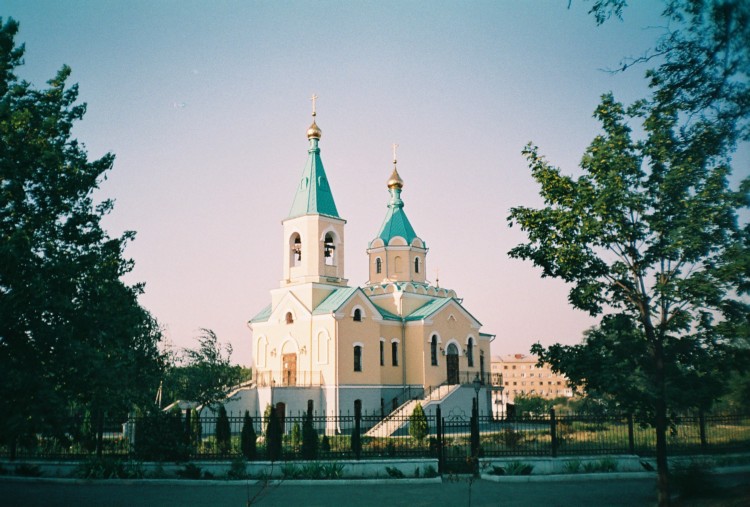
[249,304,272,324]
[405,298,452,321]
[288,138,340,219]
[374,187,418,245]
[313,287,359,315]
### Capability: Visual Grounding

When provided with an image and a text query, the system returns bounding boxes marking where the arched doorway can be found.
[446,343,459,385]
[283,352,297,386]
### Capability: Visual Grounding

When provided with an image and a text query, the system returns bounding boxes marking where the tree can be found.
[301,405,318,460]
[162,329,245,410]
[510,94,749,505]
[265,405,282,461]
[409,403,429,442]
[240,411,257,460]
[585,0,750,147]
[215,405,231,455]
[0,17,164,458]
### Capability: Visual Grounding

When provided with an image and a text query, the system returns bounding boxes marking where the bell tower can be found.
[281,100,347,288]
[367,146,428,285]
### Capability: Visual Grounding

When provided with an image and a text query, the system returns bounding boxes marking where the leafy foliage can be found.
[215,405,231,455]
[265,404,282,461]
[409,403,429,442]
[513,84,749,507]
[301,405,319,460]
[0,17,164,457]
[240,410,257,460]
[587,0,750,146]
[162,329,247,410]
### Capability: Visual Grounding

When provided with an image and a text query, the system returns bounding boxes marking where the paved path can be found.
[1,471,748,507]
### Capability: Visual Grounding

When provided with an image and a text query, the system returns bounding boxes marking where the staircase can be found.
[364,384,461,437]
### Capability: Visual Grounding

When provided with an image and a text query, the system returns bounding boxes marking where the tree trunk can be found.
[95,409,105,458]
[654,340,670,506]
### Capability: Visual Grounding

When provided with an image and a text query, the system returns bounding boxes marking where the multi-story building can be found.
[490,354,573,414]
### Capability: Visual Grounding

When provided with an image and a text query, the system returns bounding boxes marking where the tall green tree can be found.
[511,94,749,505]
[0,18,164,456]
[162,329,245,410]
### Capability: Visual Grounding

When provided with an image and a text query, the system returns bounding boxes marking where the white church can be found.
[216,107,496,426]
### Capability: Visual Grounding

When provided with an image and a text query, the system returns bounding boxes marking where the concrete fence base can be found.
[0,458,439,480]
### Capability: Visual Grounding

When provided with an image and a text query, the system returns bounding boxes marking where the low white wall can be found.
[479,455,644,475]
[0,458,438,480]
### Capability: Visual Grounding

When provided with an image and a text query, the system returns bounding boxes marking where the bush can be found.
[215,405,231,455]
[491,461,533,476]
[502,428,524,448]
[176,463,202,479]
[133,410,190,461]
[409,403,429,442]
[385,466,405,478]
[227,457,248,479]
[240,411,257,460]
[671,460,716,499]
[290,422,301,450]
[14,464,42,477]
[320,434,331,453]
[266,405,282,461]
[301,406,319,460]
[75,458,145,479]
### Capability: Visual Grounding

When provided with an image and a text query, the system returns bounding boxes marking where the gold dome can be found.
[307,120,322,139]
[387,167,404,189]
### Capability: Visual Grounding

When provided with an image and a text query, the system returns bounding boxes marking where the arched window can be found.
[379,339,385,366]
[466,337,474,367]
[415,257,420,274]
[324,233,335,266]
[353,309,362,322]
[394,256,402,273]
[285,312,294,324]
[391,340,399,366]
[291,234,302,265]
[430,335,438,366]
[376,257,382,274]
[353,345,362,372]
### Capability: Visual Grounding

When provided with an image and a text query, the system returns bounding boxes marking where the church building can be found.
[242,107,495,422]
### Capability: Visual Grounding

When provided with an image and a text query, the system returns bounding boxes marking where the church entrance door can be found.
[446,343,459,385]
[283,353,297,386]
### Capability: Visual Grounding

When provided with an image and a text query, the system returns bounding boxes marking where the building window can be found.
[353,308,362,322]
[285,312,293,324]
[354,345,362,372]
[324,233,335,266]
[376,257,382,274]
[414,257,420,273]
[380,340,384,366]
[466,337,474,367]
[392,341,399,366]
[430,335,438,366]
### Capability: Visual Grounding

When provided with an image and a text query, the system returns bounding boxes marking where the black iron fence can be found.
[2,409,749,464]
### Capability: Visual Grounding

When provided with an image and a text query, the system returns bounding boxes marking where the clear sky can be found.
[6,1,748,366]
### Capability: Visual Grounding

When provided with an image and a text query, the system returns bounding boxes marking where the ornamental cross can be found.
[392,143,399,163]
[310,93,318,116]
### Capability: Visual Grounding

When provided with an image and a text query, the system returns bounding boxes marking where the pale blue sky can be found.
[6,1,748,365]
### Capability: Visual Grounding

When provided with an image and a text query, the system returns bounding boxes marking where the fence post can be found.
[627,413,635,454]
[550,408,558,458]
[352,403,362,460]
[436,405,443,474]
[699,409,707,450]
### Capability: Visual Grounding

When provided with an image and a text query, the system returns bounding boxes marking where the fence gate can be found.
[440,409,475,474]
